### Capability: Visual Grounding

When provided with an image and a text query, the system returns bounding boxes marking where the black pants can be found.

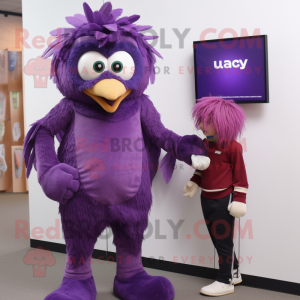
[201,193,239,284]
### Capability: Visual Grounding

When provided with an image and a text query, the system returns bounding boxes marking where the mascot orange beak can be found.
[83,79,132,113]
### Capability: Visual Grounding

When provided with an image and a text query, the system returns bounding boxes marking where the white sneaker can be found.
[200,281,234,296]
[232,269,242,285]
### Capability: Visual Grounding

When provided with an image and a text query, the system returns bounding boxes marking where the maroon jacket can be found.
[190,139,248,203]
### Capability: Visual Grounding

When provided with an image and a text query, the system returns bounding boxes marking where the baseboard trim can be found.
[30,239,300,296]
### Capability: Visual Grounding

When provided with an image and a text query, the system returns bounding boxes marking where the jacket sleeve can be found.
[230,142,249,203]
[190,170,202,186]
[23,98,74,180]
[140,95,207,166]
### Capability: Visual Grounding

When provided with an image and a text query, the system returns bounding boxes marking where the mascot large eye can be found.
[77,51,108,81]
[108,51,135,80]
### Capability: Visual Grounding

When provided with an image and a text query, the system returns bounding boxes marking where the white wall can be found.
[23,0,300,284]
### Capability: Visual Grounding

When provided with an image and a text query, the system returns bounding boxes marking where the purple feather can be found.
[103,23,118,32]
[128,15,140,24]
[81,23,102,31]
[74,14,87,23]
[66,16,84,27]
[95,31,107,40]
[83,2,94,23]
[93,10,103,25]
[99,2,112,16]
[108,32,118,42]
[116,16,131,26]
[137,35,148,57]
[160,153,177,184]
[143,35,159,40]
[121,25,134,33]
[150,46,163,59]
[97,38,108,48]
[42,39,60,57]
[56,129,65,143]
[50,29,58,36]
[111,8,123,19]
[135,25,152,32]
[149,67,155,84]
[23,121,42,178]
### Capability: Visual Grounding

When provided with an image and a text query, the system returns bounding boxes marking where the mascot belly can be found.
[75,110,142,205]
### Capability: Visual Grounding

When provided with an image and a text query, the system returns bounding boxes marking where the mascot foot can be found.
[44,276,96,300]
[113,270,175,300]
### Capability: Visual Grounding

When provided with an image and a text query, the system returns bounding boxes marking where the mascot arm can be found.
[23,98,79,203]
[141,96,208,184]
[227,142,248,218]
[140,95,208,164]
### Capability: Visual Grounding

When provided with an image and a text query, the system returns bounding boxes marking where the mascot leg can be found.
[44,230,98,300]
[44,192,106,300]
[112,223,175,300]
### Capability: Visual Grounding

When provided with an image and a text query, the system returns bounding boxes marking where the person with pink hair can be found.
[183,97,249,297]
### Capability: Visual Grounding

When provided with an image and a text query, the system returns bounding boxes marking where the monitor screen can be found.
[193,35,269,103]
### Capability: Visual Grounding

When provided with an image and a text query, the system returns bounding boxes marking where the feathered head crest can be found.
[43,1,162,84]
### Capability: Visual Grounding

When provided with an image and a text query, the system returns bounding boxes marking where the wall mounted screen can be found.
[193,35,269,103]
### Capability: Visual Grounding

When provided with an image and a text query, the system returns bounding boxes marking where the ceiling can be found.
[0,0,22,14]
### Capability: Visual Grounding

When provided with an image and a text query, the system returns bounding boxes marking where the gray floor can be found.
[0,193,298,300]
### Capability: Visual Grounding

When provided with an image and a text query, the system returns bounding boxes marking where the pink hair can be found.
[192,97,246,149]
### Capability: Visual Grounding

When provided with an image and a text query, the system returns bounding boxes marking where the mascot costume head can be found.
[43,2,161,112]
[23,2,208,300]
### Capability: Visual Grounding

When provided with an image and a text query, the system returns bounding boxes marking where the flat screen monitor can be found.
[193,35,269,103]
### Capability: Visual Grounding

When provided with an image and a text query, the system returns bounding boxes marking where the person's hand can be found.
[191,155,210,170]
[228,201,246,218]
[39,163,80,204]
[183,181,199,198]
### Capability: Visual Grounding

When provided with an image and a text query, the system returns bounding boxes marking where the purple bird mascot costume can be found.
[23,2,208,300]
